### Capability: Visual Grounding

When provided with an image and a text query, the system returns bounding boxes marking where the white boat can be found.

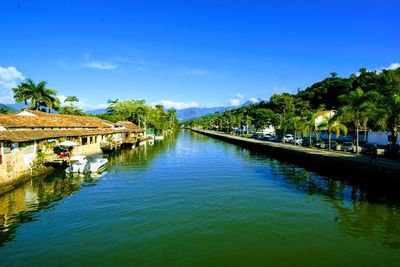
[66,155,108,173]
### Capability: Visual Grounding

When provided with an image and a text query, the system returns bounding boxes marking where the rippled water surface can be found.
[1,130,400,266]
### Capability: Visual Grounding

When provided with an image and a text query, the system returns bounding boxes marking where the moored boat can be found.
[66,155,108,173]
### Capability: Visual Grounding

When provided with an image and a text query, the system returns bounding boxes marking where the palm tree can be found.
[244,114,253,134]
[12,81,32,109]
[290,116,303,145]
[383,94,400,153]
[339,88,375,153]
[320,115,348,149]
[19,79,58,111]
[64,96,79,107]
[301,112,318,147]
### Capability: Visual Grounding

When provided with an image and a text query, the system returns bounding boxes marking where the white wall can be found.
[22,141,37,167]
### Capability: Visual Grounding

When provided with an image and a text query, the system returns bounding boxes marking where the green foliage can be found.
[100,99,178,134]
[0,107,11,114]
[65,96,79,107]
[12,79,59,113]
[59,106,85,116]
[186,66,400,154]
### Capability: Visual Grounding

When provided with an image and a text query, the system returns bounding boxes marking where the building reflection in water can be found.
[0,172,102,246]
[0,133,177,247]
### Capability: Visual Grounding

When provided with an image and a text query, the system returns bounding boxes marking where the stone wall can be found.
[0,150,26,184]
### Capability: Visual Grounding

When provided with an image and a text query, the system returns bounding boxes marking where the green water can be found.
[1,130,400,266]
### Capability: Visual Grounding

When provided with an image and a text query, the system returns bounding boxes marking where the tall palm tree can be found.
[19,79,58,111]
[42,94,61,113]
[339,87,375,153]
[301,112,318,147]
[64,96,79,107]
[12,81,32,109]
[320,115,348,149]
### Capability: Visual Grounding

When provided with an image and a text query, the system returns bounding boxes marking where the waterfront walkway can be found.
[192,129,400,181]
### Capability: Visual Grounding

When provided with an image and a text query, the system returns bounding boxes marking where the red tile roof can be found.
[119,121,144,132]
[0,129,132,142]
[0,110,114,128]
[0,110,143,142]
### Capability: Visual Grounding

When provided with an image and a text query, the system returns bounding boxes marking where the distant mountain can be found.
[85,108,107,115]
[0,103,15,112]
[240,98,261,107]
[82,98,262,121]
[176,98,261,122]
[175,106,229,122]
[0,102,24,112]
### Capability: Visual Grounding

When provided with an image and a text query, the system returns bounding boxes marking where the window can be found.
[82,137,88,145]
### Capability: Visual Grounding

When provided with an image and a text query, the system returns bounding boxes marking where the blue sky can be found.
[1,0,399,110]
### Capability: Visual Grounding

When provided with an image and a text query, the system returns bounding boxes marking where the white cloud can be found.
[0,66,24,89]
[58,95,108,111]
[83,61,117,70]
[378,63,400,72]
[229,99,241,106]
[82,53,117,70]
[249,97,260,103]
[0,66,25,103]
[354,63,400,76]
[236,93,244,99]
[159,100,200,110]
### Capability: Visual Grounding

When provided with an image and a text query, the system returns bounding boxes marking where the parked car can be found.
[395,144,400,155]
[341,142,355,152]
[315,140,326,149]
[361,143,386,156]
[256,134,266,140]
[263,133,273,140]
[267,135,279,142]
[302,139,315,147]
[290,137,303,145]
[281,134,294,143]
[328,141,339,150]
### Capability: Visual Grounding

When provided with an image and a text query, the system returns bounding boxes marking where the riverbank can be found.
[0,165,55,196]
[191,128,400,182]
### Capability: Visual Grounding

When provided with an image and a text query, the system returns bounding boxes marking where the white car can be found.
[294,137,303,145]
[282,134,294,142]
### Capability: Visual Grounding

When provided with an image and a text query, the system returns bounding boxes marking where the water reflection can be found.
[0,134,177,247]
[0,172,100,246]
[108,133,178,170]
[226,141,400,249]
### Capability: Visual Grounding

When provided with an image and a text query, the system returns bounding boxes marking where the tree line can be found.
[97,99,178,134]
[186,67,400,154]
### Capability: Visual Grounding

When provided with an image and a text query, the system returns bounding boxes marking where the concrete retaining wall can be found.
[192,129,400,182]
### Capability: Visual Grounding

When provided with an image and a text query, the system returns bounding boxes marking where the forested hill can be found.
[186,67,400,148]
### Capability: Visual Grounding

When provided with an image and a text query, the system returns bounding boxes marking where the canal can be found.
[1,130,400,266]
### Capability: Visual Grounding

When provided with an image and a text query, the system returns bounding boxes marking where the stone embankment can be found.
[192,129,400,182]
[0,165,55,196]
